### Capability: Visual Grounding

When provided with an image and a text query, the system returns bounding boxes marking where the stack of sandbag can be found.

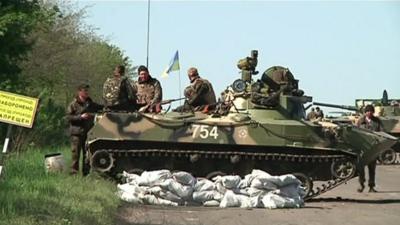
[117,169,305,209]
[117,170,196,206]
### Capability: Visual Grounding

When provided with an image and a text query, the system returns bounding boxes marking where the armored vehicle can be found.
[87,51,397,200]
[314,90,400,165]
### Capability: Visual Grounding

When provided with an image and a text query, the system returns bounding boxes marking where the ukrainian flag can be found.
[161,50,180,78]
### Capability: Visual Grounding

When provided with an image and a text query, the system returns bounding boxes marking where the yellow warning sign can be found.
[0,90,39,128]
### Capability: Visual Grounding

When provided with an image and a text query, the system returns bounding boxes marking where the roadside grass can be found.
[0,147,120,225]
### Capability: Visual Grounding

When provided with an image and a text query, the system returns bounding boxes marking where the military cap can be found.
[77,83,90,90]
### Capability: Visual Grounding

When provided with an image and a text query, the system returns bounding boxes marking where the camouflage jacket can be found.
[134,76,162,106]
[103,76,137,107]
[66,97,103,136]
[185,77,216,108]
[357,115,383,132]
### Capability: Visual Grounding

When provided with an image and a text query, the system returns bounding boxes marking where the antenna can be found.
[146,0,151,67]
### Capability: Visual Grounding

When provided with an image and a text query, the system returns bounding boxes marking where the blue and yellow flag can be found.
[161,50,180,78]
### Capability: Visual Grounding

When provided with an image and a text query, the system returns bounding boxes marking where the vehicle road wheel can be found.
[293,173,313,198]
[331,159,356,179]
[90,150,115,173]
[378,149,397,165]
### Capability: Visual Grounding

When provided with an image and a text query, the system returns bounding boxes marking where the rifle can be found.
[139,97,186,113]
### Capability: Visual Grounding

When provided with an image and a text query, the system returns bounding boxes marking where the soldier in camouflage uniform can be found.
[356,104,383,193]
[134,65,162,113]
[179,67,216,112]
[103,65,137,111]
[66,84,103,175]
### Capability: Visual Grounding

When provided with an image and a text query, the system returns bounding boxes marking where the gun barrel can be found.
[313,102,358,111]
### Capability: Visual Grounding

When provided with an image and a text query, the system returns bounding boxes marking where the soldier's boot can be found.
[368,186,378,193]
[357,184,365,193]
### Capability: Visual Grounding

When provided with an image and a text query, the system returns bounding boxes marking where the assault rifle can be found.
[139,97,186,113]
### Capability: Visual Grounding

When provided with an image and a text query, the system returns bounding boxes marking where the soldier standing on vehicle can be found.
[134,65,163,113]
[103,65,137,111]
[176,67,216,112]
[356,104,383,193]
[66,84,103,175]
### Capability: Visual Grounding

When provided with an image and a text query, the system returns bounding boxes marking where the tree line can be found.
[0,0,134,151]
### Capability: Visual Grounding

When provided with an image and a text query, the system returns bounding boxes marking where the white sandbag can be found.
[159,179,193,200]
[117,183,145,195]
[220,190,241,208]
[261,193,303,209]
[122,171,140,184]
[158,190,183,203]
[139,194,179,206]
[246,187,267,197]
[220,190,252,208]
[203,200,220,207]
[119,192,143,204]
[251,169,272,178]
[172,171,196,186]
[137,170,172,186]
[146,186,163,195]
[272,184,303,198]
[194,179,215,192]
[249,195,262,208]
[213,176,227,194]
[271,174,301,187]
[250,177,278,190]
[193,190,223,203]
[221,175,241,189]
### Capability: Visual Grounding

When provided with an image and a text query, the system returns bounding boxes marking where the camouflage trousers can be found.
[70,135,90,175]
[358,159,377,188]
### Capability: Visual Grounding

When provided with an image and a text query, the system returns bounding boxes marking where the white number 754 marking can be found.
[192,124,219,139]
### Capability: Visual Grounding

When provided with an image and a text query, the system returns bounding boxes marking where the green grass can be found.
[0,147,120,225]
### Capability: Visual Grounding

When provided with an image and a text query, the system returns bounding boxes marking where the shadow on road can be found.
[309,197,400,204]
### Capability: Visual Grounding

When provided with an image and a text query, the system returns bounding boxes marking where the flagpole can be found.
[146,0,151,67]
[178,69,182,106]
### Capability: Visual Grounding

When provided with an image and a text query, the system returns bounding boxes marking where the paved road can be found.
[116,165,400,225]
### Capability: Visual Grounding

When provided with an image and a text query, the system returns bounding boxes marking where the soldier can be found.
[66,84,103,175]
[134,65,163,113]
[103,65,137,111]
[179,67,216,111]
[315,107,324,119]
[306,107,317,120]
[356,104,383,193]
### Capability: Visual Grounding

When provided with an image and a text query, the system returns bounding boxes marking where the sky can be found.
[75,0,400,111]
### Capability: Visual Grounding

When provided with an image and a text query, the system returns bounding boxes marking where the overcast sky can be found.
[76,0,400,110]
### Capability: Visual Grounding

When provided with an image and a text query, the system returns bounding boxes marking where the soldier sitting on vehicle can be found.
[134,65,163,113]
[174,67,216,112]
[103,65,137,111]
[251,66,304,107]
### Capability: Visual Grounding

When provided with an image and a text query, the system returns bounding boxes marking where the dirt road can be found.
[115,165,400,225]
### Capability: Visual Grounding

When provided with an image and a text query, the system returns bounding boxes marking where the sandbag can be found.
[203,200,220,207]
[159,178,193,200]
[219,190,251,208]
[194,179,215,192]
[261,193,303,209]
[172,171,196,186]
[137,170,172,186]
[193,190,223,203]
[139,194,179,206]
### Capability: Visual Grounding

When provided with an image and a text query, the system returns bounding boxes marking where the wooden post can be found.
[0,124,13,177]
